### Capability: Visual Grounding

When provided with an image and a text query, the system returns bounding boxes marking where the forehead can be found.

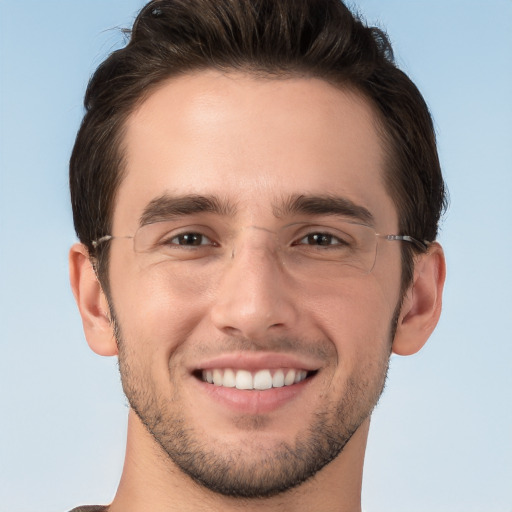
[115,70,396,231]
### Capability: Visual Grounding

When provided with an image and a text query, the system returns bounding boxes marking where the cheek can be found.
[304,277,398,360]
[109,258,215,366]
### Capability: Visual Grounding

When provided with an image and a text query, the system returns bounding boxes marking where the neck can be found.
[108,410,368,512]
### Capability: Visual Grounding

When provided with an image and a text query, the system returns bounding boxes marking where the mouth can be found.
[195,368,317,390]
[189,353,322,414]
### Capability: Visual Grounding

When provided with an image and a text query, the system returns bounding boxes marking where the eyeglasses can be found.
[92,219,428,275]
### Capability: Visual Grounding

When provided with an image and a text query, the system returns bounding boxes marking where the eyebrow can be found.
[140,194,236,226]
[274,194,374,226]
[139,192,374,227]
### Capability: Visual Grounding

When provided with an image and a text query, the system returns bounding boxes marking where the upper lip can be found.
[190,351,322,372]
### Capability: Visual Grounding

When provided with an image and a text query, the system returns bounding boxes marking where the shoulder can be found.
[68,506,108,512]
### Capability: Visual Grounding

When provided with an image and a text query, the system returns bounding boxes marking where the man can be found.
[68,0,446,510]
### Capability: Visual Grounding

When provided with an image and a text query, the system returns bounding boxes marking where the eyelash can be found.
[161,230,349,249]
[294,232,349,248]
[163,232,217,247]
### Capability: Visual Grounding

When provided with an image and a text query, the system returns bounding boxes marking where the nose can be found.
[210,237,299,340]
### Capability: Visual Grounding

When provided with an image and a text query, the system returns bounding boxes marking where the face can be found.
[107,71,403,497]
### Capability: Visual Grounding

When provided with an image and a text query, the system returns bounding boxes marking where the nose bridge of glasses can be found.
[229,225,282,260]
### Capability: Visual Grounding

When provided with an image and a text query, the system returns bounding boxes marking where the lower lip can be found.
[193,376,313,414]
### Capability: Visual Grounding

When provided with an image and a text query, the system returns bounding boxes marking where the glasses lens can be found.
[132,220,378,274]
[133,222,214,254]
[283,221,377,274]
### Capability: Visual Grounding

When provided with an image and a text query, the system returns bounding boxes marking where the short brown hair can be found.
[70,0,447,295]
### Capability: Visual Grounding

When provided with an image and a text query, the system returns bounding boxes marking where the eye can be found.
[166,232,215,247]
[296,232,350,247]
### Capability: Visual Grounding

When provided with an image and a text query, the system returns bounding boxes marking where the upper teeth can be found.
[202,368,308,390]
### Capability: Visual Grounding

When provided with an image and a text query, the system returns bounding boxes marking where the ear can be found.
[69,243,118,356]
[392,242,446,356]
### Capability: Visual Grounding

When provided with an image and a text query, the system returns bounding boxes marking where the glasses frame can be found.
[91,223,429,276]
[92,228,429,253]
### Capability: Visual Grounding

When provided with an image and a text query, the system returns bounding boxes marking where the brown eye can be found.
[298,233,347,247]
[168,233,212,246]
[307,233,334,246]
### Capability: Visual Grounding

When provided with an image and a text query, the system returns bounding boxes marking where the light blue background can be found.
[1,1,511,511]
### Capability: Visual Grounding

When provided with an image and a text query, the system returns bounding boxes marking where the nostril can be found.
[220,325,243,336]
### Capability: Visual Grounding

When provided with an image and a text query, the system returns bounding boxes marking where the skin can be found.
[70,70,445,512]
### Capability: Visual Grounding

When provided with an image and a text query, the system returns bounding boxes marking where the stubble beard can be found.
[111,305,396,499]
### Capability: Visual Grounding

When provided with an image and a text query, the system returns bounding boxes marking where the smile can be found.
[201,368,312,390]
